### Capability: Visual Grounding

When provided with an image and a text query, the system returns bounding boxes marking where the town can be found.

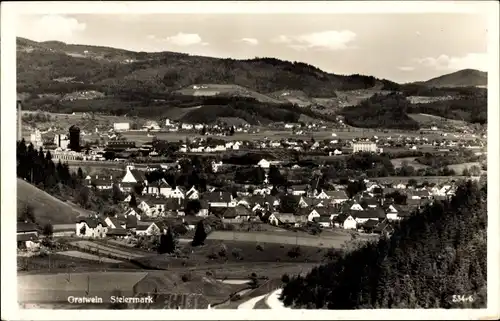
[12,9,490,313]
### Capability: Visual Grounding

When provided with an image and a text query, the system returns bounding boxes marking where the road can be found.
[237,288,289,310]
[237,294,268,309]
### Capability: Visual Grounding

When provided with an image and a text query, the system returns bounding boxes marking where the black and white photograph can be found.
[1,1,499,320]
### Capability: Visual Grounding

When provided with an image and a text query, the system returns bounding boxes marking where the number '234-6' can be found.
[452,295,475,303]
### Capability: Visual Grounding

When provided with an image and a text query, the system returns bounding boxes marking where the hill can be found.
[280,180,487,309]
[17,178,90,225]
[414,69,487,88]
[17,37,399,99]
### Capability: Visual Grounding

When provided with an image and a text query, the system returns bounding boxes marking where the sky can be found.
[16,12,489,83]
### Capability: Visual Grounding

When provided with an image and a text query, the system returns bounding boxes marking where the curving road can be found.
[237,294,268,309]
[265,289,290,309]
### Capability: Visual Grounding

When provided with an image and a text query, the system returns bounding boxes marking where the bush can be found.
[232,248,242,259]
[207,253,217,260]
[287,246,301,258]
[218,244,227,257]
[181,273,191,282]
[256,244,264,251]
[281,274,290,283]
[230,294,242,302]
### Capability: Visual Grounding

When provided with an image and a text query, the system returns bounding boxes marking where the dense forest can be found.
[340,93,421,130]
[408,97,487,124]
[17,38,400,98]
[280,180,487,309]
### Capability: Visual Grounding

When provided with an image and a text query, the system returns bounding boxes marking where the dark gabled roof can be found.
[222,206,251,218]
[107,228,128,236]
[136,223,151,231]
[203,192,232,203]
[314,215,332,223]
[362,219,379,228]
[126,215,138,229]
[17,222,38,233]
[374,220,394,234]
[361,197,379,206]
[130,169,146,182]
[352,208,385,219]
[149,179,171,189]
[199,199,209,209]
[165,198,183,210]
[106,217,121,228]
[76,216,106,228]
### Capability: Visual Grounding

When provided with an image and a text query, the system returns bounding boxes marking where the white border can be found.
[1,1,499,320]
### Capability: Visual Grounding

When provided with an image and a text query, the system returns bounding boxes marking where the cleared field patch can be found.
[17,179,90,225]
[408,113,468,127]
[57,250,123,263]
[69,240,149,260]
[175,84,282,104]
[446,162,484,174]
[391,157,429,170]
[206,230,354,248]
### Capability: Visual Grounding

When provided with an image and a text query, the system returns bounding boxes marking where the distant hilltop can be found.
[411,69,487,88]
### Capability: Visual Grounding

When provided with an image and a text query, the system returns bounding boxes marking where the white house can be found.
[181,123,194,130]
[257,159,271,169]
[186,186,200,200]
[146,179,172,196]
[124,208,142,221]
[204,192,235,208]
[75,217,108,238]
[169,186,185,199]
[105,217,125,229]
[135,222,163,236]
[122,165,147,185]
[334,214,357,230]
[385,204,400,221]
[315,191,330,200]
[307,209,321,222]
[350,203,364,211]
[212,161,223,173]
[17,222,40,250]
[113,122,130,131]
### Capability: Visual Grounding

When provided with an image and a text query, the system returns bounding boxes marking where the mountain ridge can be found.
[412,69,487,88]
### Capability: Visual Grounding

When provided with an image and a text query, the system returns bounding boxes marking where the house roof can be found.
[351,208,385,219]
[274,213,307,223]
[136,222,152,231]
[107,228,128,236]
[326,190,349,199]
[17,232,39,242]
[362,219,379,228]
[17,222,38,233]
[314,215,332,223]
[149,179,171,189]
[130,169,146,182]
[165,198,183,210]
[203,191,232,203]
[77,216,107,228]
[126,215,138,229]
[106,217,121,228]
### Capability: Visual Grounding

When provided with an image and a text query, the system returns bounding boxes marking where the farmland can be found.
[17,178,90,225]
[69,240,150,260]
[57,250,123,263]
[390,157,430,170]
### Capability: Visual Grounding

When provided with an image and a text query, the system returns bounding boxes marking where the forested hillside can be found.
[17,37,399,98]
[281,180,487,309]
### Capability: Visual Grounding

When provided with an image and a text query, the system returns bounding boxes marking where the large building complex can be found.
[353,142,378,153]
[113,122,130,131]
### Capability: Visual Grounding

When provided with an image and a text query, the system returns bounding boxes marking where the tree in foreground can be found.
[158,226,177,254]
[192,220,208,246]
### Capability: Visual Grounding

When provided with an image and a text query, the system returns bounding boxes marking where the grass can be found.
[206,230,358,248]
[57,250,123,263]
[408,113,468,126]
[446,162,484,174]
[175,84,283,105]
[69,240,150,260]
[17,179,90,225]
[371,176,467,184]
[390,157,430,170]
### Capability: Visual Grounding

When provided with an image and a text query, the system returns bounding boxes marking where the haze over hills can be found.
[412,69,487,88]
[16,37,487,128]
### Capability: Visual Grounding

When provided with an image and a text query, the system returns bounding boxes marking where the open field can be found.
[69,240,150,260]
[57,250,123,263]
[446,162,485,174]
[390,157,430,170]
[175,84,282,104]
[120,128,474,144]
[206,230,373,248]
[17,179,90,225]
[408,113,468,127]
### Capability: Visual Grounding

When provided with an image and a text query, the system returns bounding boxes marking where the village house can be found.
[203,192,235,208]
[135,222,163,236]
[290,185,308,196]
[221,205,253,223]
[268,212,307,227]
[17,222,40,250]
[327,190,349,204]
[351,208,386,225]
[186,186,200,200]
[196,200,210,217]
[85,175,115,190]
[123,208,142,221]
[314,215,333,228]
[169,186,186,199]
[105,216,125,229]
[333,213,357,230]
[146,178,172,197]
[384,204,400,220]
[138,198,167,217]
[121,165,147,192]
[257,159,271,169]
[75,216,108,238]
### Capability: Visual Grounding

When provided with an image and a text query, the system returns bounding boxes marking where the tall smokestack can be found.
[17,100,22,142]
